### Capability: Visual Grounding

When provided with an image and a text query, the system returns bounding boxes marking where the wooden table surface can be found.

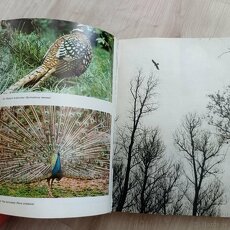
[1,0,230,229]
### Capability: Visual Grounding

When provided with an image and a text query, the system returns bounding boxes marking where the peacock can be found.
[0,105,110,197]
[3,23,93,94]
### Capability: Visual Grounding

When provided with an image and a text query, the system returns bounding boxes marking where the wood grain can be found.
[1,0,230,229]
[1,0,230,38]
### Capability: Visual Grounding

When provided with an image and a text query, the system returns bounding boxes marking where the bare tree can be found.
[207,86,230,141]
[113,70,158,211]
[131,128,184,214]
[197,180,224,216]
[112,160,125,209]
[174,113,225,216]
[134,128,165,213]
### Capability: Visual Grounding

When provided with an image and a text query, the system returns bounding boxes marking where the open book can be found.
[0,18,230,218]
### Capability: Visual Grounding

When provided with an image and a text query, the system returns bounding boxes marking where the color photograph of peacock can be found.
[0,18,114,101]
[0,105,111,198]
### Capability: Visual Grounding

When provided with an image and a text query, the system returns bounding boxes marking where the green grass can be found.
[0,183,107,198]
[53,48,112,101]
[0,26,113,101]
[0,29,52,93]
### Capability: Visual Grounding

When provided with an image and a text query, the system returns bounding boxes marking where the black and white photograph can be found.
[113,38,230,217]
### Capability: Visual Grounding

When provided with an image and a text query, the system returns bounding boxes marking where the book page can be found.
[114,38,230,217]
[0,18,116,218]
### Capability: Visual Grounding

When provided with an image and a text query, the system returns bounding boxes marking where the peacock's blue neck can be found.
[52,152,62,177]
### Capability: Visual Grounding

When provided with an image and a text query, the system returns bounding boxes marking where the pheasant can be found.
[3,24,92,94]
[0,105,110,197]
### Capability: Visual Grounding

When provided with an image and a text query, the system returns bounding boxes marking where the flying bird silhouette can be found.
[152,59,160,70]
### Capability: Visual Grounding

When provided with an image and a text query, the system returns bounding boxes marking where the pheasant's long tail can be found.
[3,65,53,94]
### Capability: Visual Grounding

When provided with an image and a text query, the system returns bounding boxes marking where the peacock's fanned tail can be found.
[0,106,110,184]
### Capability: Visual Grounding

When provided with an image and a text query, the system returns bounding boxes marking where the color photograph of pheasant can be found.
[0,105,111,198]
[3,25,93,93]
[0,18,113,101]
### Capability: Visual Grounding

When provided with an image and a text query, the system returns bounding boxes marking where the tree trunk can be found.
[116,153,131,211]
[140,167,148,213]
[192,189,199,216]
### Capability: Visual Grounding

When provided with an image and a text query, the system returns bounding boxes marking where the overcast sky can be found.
[116,37,230,216]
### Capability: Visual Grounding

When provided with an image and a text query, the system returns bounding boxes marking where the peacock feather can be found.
[0,105,110,197]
